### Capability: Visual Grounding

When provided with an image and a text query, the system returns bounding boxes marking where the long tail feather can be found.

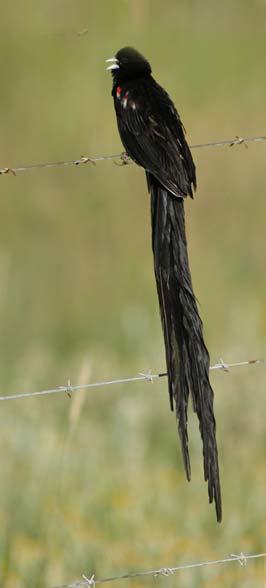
[148,173,222,522]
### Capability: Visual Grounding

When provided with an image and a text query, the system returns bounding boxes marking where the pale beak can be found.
[106,57,119,71]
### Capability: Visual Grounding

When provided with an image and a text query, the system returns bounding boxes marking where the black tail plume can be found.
[148,173,222,522]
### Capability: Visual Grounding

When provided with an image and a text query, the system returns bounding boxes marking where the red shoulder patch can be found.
[116,86,121,98]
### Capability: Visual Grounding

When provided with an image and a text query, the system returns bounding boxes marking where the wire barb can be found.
[75,156,96,166]
[66,378,73,398]
[0,134,266,176]
[138,371,154,382]
[230,553,248,567]
[154,567,174,577]
[82,574,96,587]
[229,136,247,148]
[0,357,265,402]
[217,358,230,372]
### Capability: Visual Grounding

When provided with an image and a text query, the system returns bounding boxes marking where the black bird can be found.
[107,46,221,522]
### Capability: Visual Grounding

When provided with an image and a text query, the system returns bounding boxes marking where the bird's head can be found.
[106,46,152,82]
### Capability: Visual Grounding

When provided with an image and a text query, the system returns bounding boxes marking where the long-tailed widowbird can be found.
[107,46,222,522]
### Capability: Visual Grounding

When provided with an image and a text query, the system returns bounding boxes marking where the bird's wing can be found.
[115,78,196,198]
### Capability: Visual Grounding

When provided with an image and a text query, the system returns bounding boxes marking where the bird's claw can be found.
[114,152,132,166]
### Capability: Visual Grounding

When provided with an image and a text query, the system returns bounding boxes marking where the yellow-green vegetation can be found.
[0,1,265,587]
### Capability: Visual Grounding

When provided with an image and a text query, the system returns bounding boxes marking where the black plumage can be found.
[107,46,222,522]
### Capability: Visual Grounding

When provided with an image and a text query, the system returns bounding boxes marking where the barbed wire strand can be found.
[0,357,265,402]
[0,134,266,176]
[54,552,266,588]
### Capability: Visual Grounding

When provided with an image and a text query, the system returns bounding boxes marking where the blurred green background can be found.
[0,1,265,586]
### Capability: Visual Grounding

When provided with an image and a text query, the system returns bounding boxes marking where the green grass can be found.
[0,1,265,586]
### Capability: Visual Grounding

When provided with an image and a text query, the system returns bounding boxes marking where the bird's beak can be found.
[106,57,119,71]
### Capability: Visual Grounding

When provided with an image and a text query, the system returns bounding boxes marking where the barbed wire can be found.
[0,134,266,176]
[54,552,266,588]
[0,357,265,402]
